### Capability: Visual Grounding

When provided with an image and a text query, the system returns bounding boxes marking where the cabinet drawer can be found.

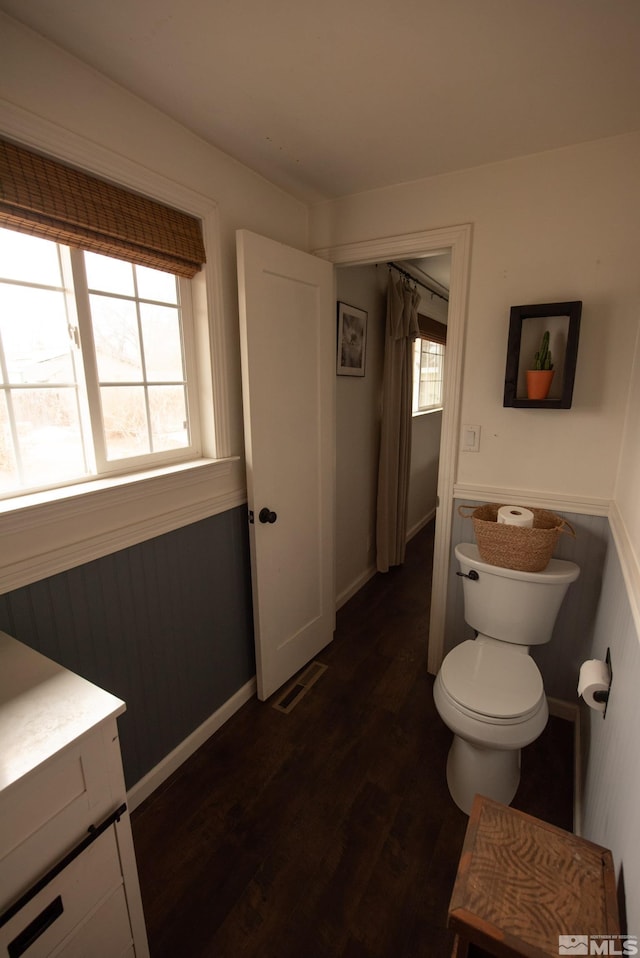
[51,886,133,958]
[0,826,126,958]
[0,725,120,910]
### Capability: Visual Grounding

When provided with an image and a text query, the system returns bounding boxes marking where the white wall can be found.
[335,265,386,605]
[0,14,309,465]
[614,321,640,568]
[311,133,640,507]
[406,411,441,536]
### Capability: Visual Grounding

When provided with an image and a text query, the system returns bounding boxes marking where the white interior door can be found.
[237,230,335,700]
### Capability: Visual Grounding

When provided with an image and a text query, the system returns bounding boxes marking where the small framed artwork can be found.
[337,302,367,377]
[503,300,581,408]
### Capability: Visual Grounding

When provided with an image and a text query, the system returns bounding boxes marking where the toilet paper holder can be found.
[585,648,612,717]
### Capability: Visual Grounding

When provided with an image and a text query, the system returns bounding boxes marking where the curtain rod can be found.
[387,262,449,303]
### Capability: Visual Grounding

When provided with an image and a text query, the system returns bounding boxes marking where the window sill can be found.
[0,457,246,594]
[412,406,444,418]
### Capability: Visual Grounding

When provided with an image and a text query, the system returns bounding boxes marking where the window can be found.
[0,127,242,594]
[0,226,199,498]
[412,335,445,414]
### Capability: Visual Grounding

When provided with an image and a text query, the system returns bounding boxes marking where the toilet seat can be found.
[440,639,544,722]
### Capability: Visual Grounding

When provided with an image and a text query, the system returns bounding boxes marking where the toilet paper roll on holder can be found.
[580,648,612,717]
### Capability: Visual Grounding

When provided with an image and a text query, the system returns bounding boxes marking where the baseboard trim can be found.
[407,509,436,542]
[336,565,377,610]
[336,512,435,612]
[547,696,581,835]
[573,709,583,837]
[547,696,578,722]
[127,677,257,811]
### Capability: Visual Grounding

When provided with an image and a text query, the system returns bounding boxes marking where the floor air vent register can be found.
[272,661,328,713]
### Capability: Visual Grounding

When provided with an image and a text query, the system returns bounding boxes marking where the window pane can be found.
[0,227,62,287]
[413,337,444,413]
[85,251,135,296]
[148,385,188,450]
[1,233,196,497]
[0,393,18,491]
[101,385,149,459]
[90,294,143,381]
[0,285,76,383]
[140,304,184,381]
[135,265,178,305]
[11,387,87,486]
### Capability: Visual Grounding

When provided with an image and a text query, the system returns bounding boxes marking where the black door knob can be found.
[259,507,277,524]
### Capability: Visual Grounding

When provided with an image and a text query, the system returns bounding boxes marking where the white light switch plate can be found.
[462,424,481,452]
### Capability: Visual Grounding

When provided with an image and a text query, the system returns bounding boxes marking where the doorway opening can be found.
[316,224,472,675]
[334,254,450,603]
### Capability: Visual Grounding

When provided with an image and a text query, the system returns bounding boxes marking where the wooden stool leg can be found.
[451,934,469,958]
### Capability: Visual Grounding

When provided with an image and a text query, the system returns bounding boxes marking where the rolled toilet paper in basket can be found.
[497,505,534,528]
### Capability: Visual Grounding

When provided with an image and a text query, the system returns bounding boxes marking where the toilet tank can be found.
[455,543,580,646]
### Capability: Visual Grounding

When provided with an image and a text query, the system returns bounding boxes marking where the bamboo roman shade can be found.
[0,138,206,277]
[417,314,447,344]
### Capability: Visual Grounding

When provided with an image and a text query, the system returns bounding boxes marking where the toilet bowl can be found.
[433,637,549,812]
[434,542,579,815]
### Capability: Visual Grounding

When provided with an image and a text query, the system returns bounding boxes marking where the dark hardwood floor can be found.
[131,522,574,957]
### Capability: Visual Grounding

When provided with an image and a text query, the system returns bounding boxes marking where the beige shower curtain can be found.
[376,271,420,572]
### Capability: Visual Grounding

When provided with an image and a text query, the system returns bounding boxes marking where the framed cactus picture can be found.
[503,301,582,408]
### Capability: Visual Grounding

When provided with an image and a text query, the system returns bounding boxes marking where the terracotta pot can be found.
[526,369,554,400]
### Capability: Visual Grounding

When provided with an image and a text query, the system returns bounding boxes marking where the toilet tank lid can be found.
[441,640,544,719]
[455,543,580,584]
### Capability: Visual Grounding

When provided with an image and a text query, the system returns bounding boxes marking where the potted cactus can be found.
[526,330,554,399]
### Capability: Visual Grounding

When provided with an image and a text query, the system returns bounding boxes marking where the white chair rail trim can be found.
[452,484,610,518]
[0,458,245,595]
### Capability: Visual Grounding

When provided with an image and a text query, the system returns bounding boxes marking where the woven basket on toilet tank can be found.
[457,503,575,572]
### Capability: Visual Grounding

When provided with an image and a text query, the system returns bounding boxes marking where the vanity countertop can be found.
[0,630,125,793]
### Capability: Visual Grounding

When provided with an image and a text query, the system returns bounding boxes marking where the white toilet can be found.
[433,542,580,814]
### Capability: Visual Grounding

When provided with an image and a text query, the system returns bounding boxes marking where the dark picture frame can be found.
[337,302,367,377]
[503,301,582,408]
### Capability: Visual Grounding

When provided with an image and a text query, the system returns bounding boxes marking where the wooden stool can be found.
[448,794,620,958]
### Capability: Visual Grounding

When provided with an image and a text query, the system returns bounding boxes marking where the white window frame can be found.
[412,334,445,416]
[0,111,243,594]
[1,242,203,495]
[71,249,202,477]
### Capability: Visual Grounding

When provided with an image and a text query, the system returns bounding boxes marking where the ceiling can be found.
[2,1,640,203]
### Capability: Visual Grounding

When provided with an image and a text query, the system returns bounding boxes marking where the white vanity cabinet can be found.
[0,632,149,958]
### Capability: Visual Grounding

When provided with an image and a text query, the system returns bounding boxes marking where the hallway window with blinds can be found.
[412,315,447,414]
[0,138,206,499]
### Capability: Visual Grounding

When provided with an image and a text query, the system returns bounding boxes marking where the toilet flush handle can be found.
[456,570,479,581]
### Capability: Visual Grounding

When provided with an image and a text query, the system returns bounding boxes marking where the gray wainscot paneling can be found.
[0,506,255,789]
[445,500,609,702]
